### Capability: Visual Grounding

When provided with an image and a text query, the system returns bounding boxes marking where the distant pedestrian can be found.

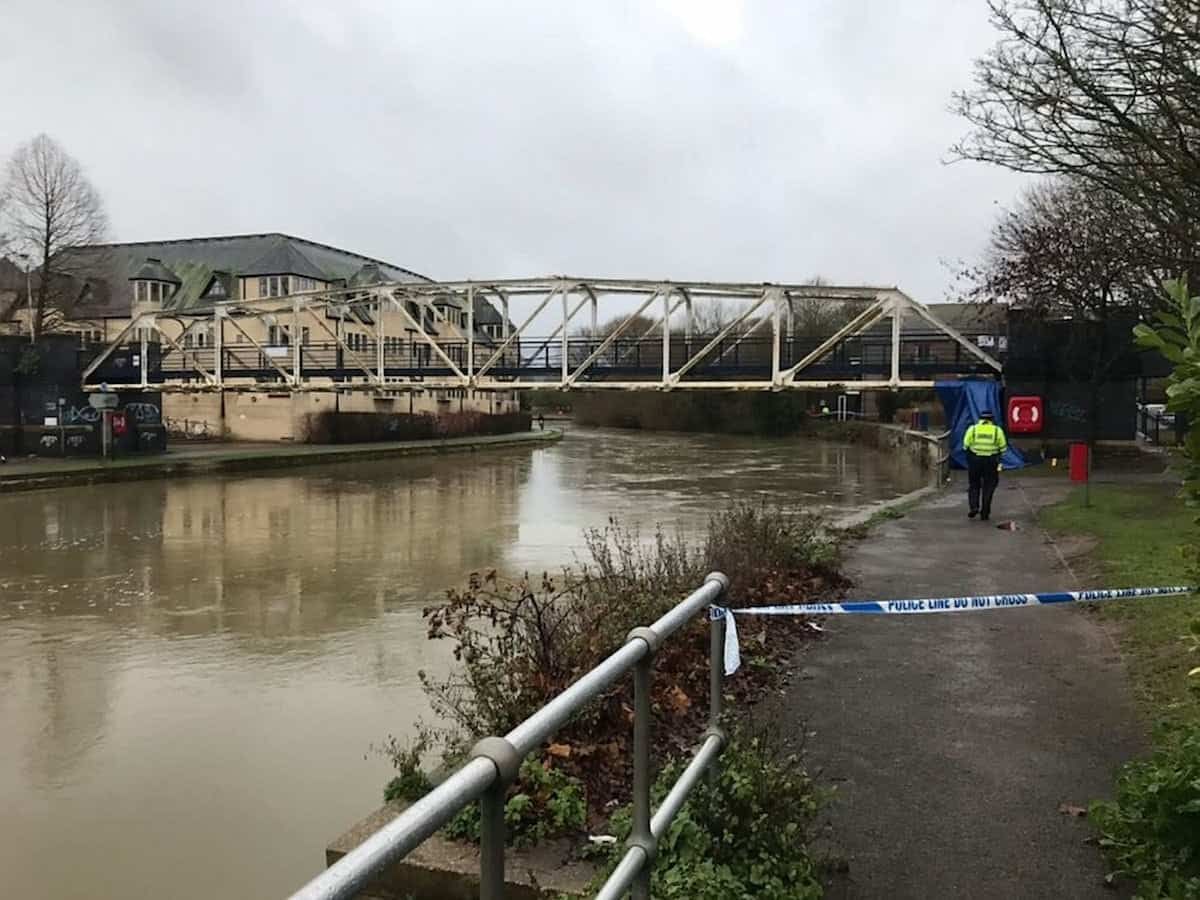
[963,410,1008,521]
[820,401,831,417]
[537,414,545,431]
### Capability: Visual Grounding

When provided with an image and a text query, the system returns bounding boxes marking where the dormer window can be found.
[135,280,174,303]
[130,257,181,305]
[259,276,290,298]
[202,274,229,300]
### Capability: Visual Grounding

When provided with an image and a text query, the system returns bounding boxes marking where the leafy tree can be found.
[1,134,108,338]
[1134,278,1200,583]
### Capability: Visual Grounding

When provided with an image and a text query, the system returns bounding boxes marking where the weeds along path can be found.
[771,476,1143,899]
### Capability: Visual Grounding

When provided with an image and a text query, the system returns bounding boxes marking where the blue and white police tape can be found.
[711,585,1196,675]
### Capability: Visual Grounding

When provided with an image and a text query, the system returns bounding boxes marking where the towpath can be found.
[774,475,1142,898]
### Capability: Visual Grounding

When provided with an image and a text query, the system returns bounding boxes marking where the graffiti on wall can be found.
[63,405,100,425]
[123,402,161,424]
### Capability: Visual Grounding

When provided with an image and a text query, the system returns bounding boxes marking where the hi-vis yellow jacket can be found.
[963,420,1008,457]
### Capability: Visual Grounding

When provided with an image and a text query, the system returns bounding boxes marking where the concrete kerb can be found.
[0,429,564,493]
[832,484,942,532]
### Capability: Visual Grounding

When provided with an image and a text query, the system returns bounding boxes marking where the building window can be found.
[204,277,227,300]
[259,276,287,298]
[268,325,289,346]
[136,281,147,303]
[301,327,310,345]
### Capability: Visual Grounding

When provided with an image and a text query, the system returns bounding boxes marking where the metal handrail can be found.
[289,572,731,900]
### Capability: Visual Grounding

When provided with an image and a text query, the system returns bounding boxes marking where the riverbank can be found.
[0,429,562,493]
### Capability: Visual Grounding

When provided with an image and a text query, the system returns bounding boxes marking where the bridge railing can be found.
[116,330,1003,387]
[287,573,731,900]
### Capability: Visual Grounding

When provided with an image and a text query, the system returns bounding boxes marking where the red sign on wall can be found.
[111,411,128,437]
[1007,396,1043,434]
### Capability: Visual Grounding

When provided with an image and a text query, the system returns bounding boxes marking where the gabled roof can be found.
[131,257,182,284]
[348,262,388,287]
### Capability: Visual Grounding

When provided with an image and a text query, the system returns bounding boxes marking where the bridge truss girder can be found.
[81,277,1002,393]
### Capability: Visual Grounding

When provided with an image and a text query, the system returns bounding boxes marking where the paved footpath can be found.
[776,475,1144,899]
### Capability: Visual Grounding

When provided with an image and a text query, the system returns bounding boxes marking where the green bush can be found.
[596,728,824,899]
[381,732,586,848]
[381,728,435,805]
[442,759,586,848]
[1090,722,1200,898]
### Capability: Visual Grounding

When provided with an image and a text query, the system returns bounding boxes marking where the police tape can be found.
[710,585,1197,676]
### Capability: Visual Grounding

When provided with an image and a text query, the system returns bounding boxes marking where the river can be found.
[0,426,924,899]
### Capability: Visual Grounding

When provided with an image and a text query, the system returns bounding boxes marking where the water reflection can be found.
[0,427,923,900]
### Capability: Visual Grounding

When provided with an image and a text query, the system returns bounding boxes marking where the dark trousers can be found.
[967,451,1000,517]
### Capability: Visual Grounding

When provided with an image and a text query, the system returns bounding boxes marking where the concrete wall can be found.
[163,389,520,442]
[834,420,948,476]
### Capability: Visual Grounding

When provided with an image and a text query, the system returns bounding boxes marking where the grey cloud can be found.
[0,0,1026,300]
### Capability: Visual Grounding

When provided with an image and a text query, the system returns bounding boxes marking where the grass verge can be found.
[1040,482,1200,897]
[1039,483,1198,727]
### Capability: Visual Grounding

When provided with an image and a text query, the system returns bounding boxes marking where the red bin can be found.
[1069,442,1090,482]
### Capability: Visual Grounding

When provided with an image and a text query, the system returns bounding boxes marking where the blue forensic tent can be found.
[935,379,1029,471]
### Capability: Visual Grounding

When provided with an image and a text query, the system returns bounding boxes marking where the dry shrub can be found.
[413,504,845,820]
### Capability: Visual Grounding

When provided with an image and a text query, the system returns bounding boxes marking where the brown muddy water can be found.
[0,426,923,899]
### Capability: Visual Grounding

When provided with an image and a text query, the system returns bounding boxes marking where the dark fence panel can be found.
[1006,377,1136,441]
[0,336,165,456]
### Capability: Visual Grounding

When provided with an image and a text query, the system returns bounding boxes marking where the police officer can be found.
[963,410,1008,521]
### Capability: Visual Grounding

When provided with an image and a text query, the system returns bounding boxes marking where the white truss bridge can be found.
[82,277,1002,393]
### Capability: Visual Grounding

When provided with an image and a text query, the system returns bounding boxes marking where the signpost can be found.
[90,392,119,459]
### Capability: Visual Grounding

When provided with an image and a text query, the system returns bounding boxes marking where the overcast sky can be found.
[0,0,1027,301]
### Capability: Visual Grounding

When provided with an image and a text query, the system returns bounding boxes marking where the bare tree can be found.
[952,0,1200,283]
[2,134,108,338]
[965,176,1157,437]
[689,298,737,334]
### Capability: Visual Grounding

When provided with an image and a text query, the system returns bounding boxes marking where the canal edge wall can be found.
[325,800,594,899]
[0,429,564,493]
[821,421,950,530]
[812,419,949,476]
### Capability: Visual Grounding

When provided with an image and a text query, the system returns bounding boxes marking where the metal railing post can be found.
[632,654,653,899]
[470,736,521,900]
[707,573,729,786]
[627,626,661,900]
[479,783,506,899]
